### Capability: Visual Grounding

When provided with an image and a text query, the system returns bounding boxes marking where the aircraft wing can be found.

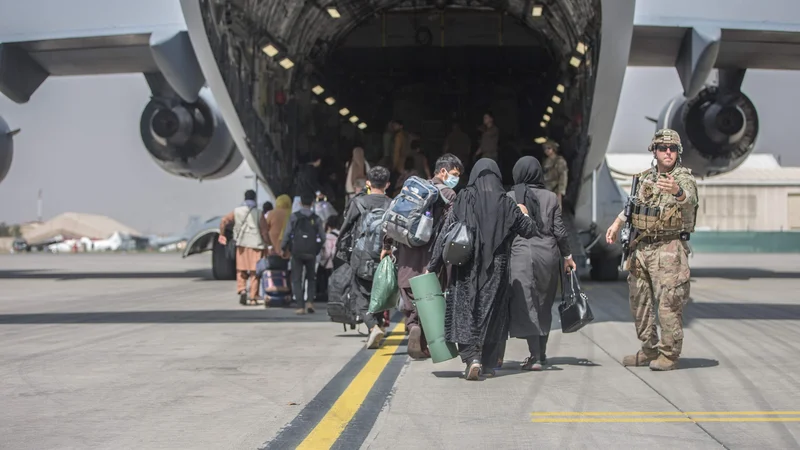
[0,25,203,104]
[630,16,800,70]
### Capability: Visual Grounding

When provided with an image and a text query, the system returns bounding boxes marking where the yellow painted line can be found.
[532,418,800,423]
[533,418,694,423]
[531,411,800,416]
[296,322,405,450]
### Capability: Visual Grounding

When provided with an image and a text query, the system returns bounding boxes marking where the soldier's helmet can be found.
[648,128,683,154]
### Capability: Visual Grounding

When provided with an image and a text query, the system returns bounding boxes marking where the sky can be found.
[1,0,799,233]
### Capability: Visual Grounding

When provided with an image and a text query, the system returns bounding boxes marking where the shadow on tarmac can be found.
[0,269,216,281]
[676,358,720,369]
[0,308,336,324]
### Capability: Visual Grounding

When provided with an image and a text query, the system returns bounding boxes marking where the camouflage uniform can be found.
[543,140,568,196]
[619,129,698,371]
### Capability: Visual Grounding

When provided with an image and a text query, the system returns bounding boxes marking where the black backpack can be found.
[327,263,362,330]
[350,198,388,280]
[290,212,322,258]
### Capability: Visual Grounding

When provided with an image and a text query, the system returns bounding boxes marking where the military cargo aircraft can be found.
[2,0,799,280]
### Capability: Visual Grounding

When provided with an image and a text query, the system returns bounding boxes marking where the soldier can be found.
[605,129,698,371]
[542,139,568,206]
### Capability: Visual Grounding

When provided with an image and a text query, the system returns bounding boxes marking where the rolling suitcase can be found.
[262,269,291,307]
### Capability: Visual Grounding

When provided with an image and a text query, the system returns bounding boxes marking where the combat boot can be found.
[649,355,679,371]
[622,350,658,367]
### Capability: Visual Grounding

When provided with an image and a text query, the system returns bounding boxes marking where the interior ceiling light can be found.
[312,85,325,95]
[325,97,336,105]
[543,114,551,122]
[569,56,581,68]
[576,42,587,55]
[339,107,350,116]
[279,57,295,69]
[539,121,547,128]
[552,95,562,104]
[531,4,543,17]
[546,106,553,114]
[556,84,565,93]
[262,44,279,58]
[349,115,359,123]
[327,7,341,19]
[358,122,367,130]
[534,137,547,144]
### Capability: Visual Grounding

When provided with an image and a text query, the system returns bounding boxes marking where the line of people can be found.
[329,153,574,380]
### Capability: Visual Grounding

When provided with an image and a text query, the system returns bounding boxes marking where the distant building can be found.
[22,212,141,246]
[606,154,800,232]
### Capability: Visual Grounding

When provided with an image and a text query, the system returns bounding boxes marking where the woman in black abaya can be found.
[428,158,536,381]
[507,156,575,370]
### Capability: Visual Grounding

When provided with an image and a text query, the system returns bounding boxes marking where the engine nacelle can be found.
[658,86,759,178]
[140,87,242,180]
[0,115,15,185]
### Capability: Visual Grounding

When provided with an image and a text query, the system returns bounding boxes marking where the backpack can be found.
[350,198,388,280]
[327,263,362,329]
[289,212,322,258]
[384,176,441,248]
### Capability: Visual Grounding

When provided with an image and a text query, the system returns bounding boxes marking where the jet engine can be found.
[658,84,759,178]
[0,114,15,185]
[140,87,242,180]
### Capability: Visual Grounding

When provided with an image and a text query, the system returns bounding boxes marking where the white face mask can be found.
[444,174,459,188]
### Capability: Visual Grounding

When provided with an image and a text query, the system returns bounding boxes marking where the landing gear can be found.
[211,235,236,280]
[589,254,621,282]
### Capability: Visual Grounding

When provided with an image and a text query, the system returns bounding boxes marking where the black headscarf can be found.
[512,156,545,231]
[452,158,520,286]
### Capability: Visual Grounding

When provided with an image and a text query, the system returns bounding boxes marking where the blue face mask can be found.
[444,175,459,188]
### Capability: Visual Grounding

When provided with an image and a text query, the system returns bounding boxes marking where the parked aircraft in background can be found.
[2,0,800,280]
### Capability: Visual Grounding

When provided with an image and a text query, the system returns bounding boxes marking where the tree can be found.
[0,222,9,237]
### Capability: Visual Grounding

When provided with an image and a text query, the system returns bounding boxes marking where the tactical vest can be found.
[630,166,697,237]
[233,205,265,250]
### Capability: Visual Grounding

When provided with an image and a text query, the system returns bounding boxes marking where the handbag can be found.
[558,270,594,333]
[442,221,473,266]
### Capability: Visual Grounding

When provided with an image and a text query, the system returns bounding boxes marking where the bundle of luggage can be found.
[327,176,443,330]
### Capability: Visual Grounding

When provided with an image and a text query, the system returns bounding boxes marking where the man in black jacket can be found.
[339,166,394,350]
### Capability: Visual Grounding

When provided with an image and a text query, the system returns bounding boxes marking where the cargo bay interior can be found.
[199,0,601,212]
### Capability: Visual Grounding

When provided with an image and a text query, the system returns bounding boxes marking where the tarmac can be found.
[1,252,799,449]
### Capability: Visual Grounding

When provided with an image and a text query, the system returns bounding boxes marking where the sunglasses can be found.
[656,144,678,153]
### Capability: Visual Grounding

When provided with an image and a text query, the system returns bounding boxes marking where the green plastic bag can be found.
[368,256,399,314]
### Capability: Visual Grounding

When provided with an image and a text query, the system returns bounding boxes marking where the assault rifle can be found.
[619,175,640,271]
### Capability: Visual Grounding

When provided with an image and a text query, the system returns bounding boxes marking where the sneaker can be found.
[465,360,482,381]
[521,356,542,371]
[306,302,315,314]
[366,326,384,349]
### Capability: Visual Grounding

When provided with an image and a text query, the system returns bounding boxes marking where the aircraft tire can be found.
[590,254,621,282]
[212,236,236,280]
